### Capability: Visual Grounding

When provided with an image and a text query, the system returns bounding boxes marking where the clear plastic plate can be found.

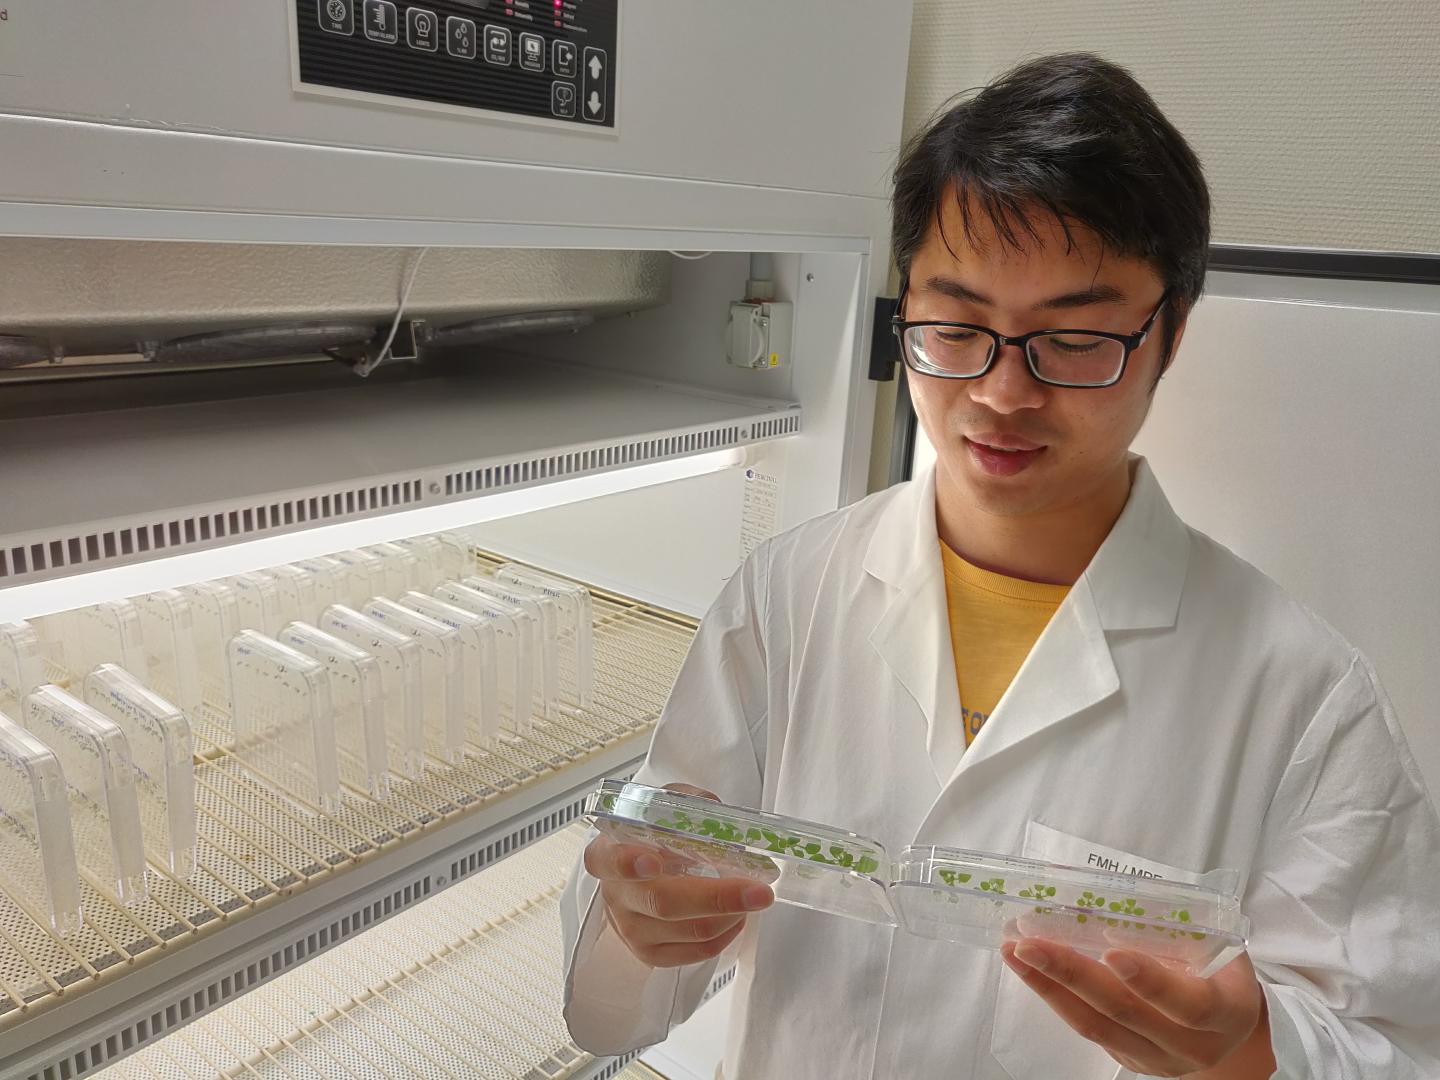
[432,582,535,737]
[83,665,197,879]
[23,686,148,905]
[393,536,445,592]
[131,590,203,718]
[362,599,466,764]
[319,605,425,781]
[265,564,322,625]
[0,620,44,716]
[178,580,240,704]
[496,565,594,710]
[329,549,386,609]
[0,710,83,935]
[279,622,391,801]
[363,543,421,598]
[397,593,500,750]
[893,847,1249,977]
[44,601,148,683]
[227,631,340,815]
[291,557,346,621]
[584,781,895,925]
[462,576,558,722]
[434,532,476,581]
[227,573,283,635]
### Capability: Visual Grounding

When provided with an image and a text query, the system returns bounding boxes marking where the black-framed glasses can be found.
[890,282,1170,389]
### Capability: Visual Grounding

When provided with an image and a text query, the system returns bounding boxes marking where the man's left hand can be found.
[1001,939,1275,1078]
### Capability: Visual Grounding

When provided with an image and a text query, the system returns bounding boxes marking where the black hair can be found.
[892,52,1210,366]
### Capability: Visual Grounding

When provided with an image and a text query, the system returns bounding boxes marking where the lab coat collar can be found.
[862,455,1190,786]
[862,455,1190,632]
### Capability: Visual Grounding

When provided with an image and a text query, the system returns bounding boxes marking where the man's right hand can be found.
[584,784,775,969]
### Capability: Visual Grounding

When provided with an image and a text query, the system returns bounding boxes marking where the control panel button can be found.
[552,39,577,78]
[446,16,477,58]
[406,7,439,51]
[484,24,511,65]
[581,46,607,123]
[319,0,354,35]
[519,32,545,72]
[362,0,398,43]
[551,80,577,119]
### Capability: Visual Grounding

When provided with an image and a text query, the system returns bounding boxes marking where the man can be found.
[561,53,1440,1078]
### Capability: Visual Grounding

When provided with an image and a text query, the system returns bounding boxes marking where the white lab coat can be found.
[561,459,1440,1079]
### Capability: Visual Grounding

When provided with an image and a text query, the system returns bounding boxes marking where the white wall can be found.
[900,0,1440,252]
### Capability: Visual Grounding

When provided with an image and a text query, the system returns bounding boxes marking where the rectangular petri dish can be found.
[397,593,500,751]
[45,601,148,683]
[227,572,283,635]
[0,620,45,716]
[279,622,391,801]
[292,557,347,619]
[22,686,148,905]
[434,532,476,581]
[393,536,445,591]
[361,599,466,765]
[329,549,386,609]
[263,564,321,626]
[433,582,535,737]
[319,605,425,781]
[363,543,421,599]
[0,710,83,935]
[83,665,197,879]
[131,590,203,719]
[584,780,895,926]
[178,580,240,706]
[226,631,340,815]
[462,576,559,722]
[496,564,594,710]
[892,847,1249,977]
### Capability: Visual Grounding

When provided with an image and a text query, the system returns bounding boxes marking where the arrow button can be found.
[581,46,608,123]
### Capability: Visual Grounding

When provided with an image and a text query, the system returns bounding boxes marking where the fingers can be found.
[629,916,748,970]
[1002,942,1171,1067]
[606,874,773,922]
[584,837,668,882]
[1101,948,1256,1034]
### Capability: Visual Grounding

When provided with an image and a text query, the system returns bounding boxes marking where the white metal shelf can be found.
[87,828,719,1080]
[0,564,695,1080]
[91,828,598,1079]
[0,357,799,588]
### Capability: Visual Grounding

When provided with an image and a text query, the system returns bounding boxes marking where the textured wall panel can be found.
[902,0,1440,252]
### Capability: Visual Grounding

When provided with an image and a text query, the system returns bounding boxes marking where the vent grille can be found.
[18,776,631,1080]
[444,424,749,498]
[0,480,424,583]
[751,414,801,440]
[449,793,588,883]
[25,875,435,1080]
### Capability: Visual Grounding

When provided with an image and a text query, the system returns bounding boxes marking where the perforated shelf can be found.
[0,562,695,1080]
[92,828,616,1079]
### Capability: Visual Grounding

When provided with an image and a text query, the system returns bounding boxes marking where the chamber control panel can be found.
[295,0,617,129]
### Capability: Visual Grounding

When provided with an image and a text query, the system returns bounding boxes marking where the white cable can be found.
[667,250,713,260]
[376,246,431,363]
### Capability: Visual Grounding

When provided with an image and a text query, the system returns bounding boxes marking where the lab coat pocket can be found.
[989,821,1219,1080]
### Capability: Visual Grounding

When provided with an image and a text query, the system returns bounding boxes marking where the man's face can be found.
[904,195,1182,520]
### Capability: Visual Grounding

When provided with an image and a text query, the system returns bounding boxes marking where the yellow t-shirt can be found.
[941,543,1071,746]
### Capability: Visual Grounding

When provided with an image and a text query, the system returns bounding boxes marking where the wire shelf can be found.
[0,559,694,1039]
[92,827,604,1079]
